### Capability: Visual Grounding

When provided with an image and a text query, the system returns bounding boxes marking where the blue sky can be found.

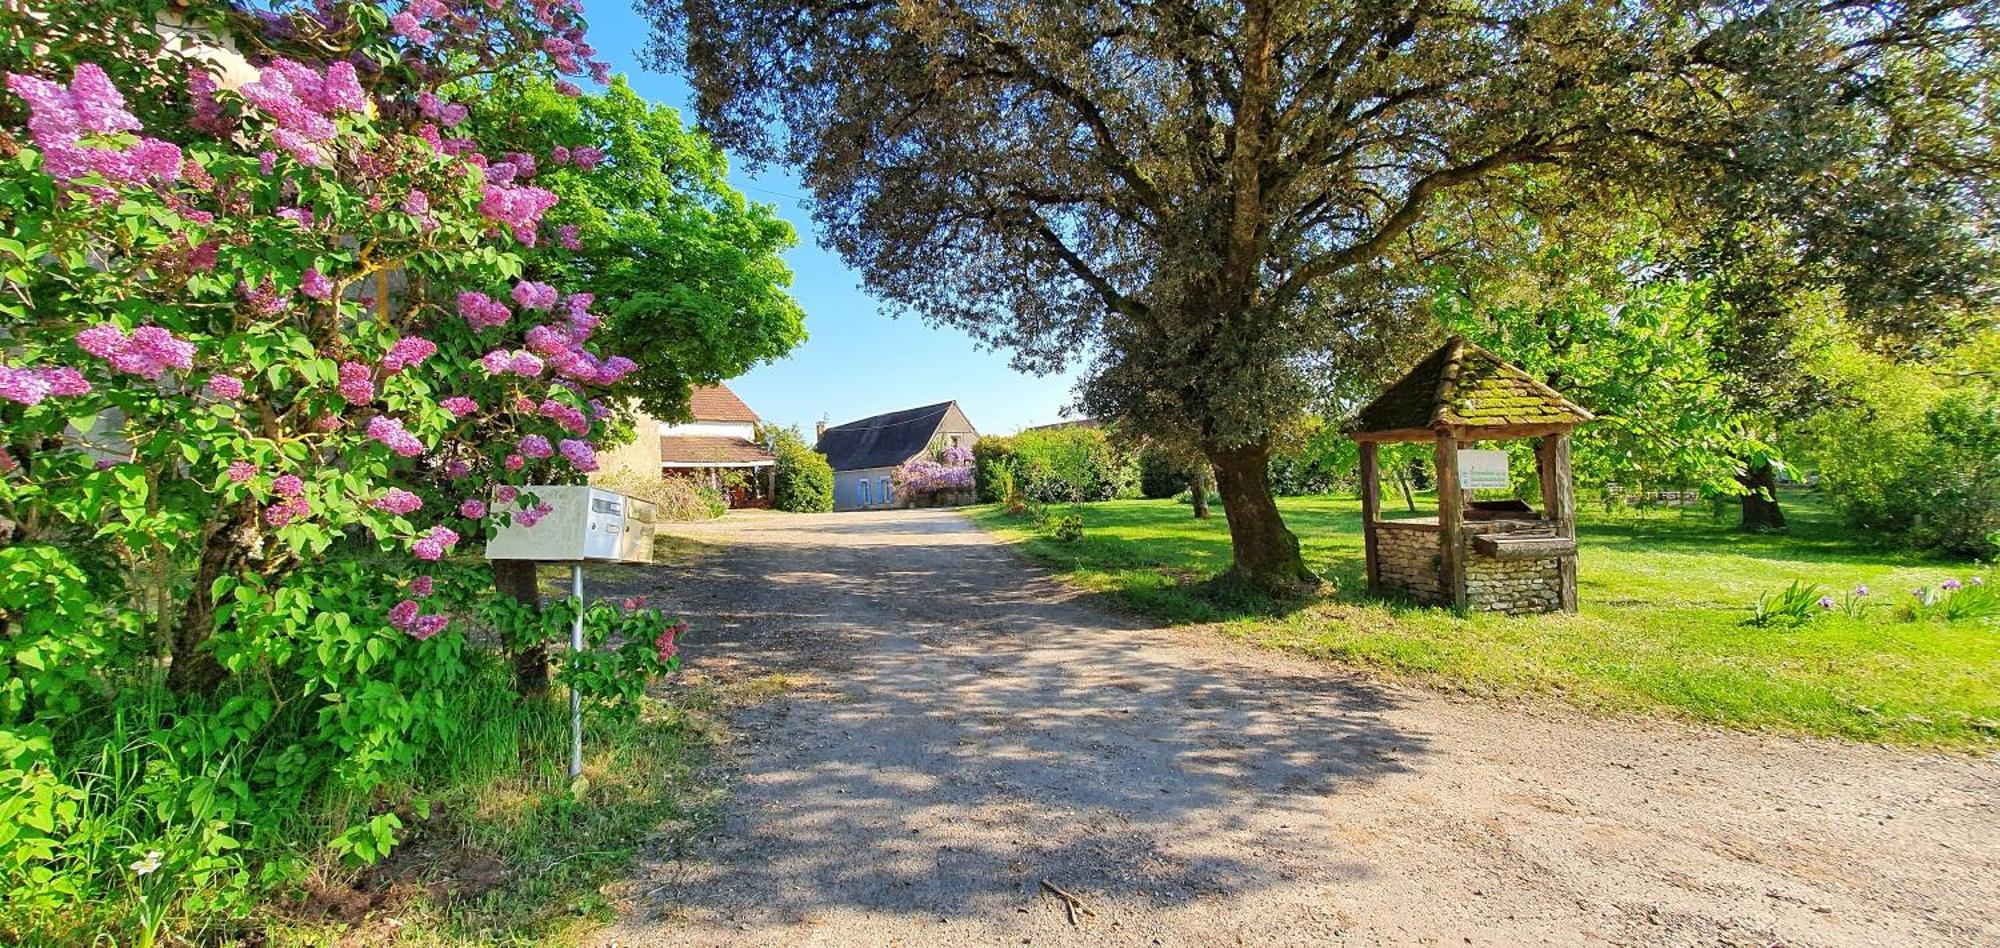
[580,1,1083,436]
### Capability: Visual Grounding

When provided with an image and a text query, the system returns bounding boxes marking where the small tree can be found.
[769,425,835,512]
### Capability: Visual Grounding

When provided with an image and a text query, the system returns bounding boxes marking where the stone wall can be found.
[1373,521,1443,603]
[1371,518,1569,615]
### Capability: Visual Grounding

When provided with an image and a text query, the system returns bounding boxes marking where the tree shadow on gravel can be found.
[586,512,1429,930]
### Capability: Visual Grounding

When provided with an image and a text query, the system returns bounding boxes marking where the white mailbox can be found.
[483,485,657,564]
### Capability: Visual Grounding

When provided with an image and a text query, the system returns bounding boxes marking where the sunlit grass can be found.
[969,492,2000,748]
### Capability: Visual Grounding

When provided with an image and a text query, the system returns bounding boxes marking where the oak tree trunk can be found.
[1190,465,1212,520]
[493,559,550,697]
[1206,440,1317,592]
[1737,459,1787,532]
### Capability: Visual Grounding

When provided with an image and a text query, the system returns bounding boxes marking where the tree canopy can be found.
[467,77,807,421]
[641,0,1996,588]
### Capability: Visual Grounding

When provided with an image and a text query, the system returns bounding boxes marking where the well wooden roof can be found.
[1348,336,1593,439]
[687,384,760,424]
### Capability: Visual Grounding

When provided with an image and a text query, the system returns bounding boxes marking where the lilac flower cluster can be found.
[6,64,182,191]
[227,461,257,483]
[238,60,368,165]
[301,268,333,300]
[458,499,487,519]
[516,502,554,527]
[511,280,559,310]
[75,324,195,380]
[382,337,438,373]
[366,415,425,457]
[337,361,375,405]
[372,488,424,515]
[0,365,90,406]
[440,395,479,417]
[480,349,546,377]
[457,291,512,330]
[388,597,449,638]
[517,434,554,458]
[411,524,459,561]
[264,473,310,527]
[417,90,467,126]
[478,178,559,244]
[538,397,589,434]
[558,438,598,472]
[204,374,245,399]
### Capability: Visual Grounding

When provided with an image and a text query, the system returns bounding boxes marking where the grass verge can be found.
[967,492,1999,749]
[265,683,726,947]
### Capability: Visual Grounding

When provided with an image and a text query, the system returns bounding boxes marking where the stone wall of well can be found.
[1374,521,1444,603]
[1373,518,1568,615]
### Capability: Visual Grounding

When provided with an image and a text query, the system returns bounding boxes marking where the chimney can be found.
[815,421,827,442]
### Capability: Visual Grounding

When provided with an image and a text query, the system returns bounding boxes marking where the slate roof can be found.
[687,384,760,424]
[1349,336,1594,436]
[660,436,776,465]
[816,401,957,471]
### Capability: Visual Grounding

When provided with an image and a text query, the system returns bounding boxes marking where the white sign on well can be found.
[1458,449,1511,490]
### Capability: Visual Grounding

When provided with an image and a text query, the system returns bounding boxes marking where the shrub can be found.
[595,469,727,521]
[0,3,691,941]
[1051,512,1085,543]
[1813,388,2000,559]
[980,427,1132,503]
[973,435,1021,502]
[770,426,835,512]
[1138,445,1193,499]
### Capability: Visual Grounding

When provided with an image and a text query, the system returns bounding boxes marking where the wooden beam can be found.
[1537,433,1578,612]
[1434,432,1466,609]
[1359,440,1381,593]
[1350,427,1437,443]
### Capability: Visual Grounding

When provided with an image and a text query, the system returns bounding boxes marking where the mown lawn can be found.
[967,492,2000,749]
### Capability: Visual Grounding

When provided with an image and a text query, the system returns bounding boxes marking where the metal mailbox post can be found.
[483,486,657,780]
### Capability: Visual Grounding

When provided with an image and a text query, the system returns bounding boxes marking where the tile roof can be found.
[687,384,760,424]
[815,401,958,471]
[659,436,776,465]
[1348,336,1594,436]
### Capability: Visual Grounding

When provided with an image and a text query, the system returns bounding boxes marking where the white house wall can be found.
[660,420,758,440]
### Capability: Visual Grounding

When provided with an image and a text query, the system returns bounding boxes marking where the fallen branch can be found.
[1040,878,1096,926]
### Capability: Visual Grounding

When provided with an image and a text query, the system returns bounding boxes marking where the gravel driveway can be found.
[595,509,1997,947]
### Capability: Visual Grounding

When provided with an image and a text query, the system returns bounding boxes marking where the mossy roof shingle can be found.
[1348,336,1593,437]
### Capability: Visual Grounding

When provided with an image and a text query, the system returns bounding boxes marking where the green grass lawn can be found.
[967,492,1999,749]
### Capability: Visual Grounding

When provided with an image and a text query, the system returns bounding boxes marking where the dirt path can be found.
[595,510,1997,947]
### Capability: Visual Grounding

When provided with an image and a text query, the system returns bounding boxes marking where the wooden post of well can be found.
[1537,433,1578,612]
[1434,431,1465,608]
[1359,440,1381,593]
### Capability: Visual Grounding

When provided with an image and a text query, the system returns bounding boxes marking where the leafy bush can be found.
[1137,445,1193,499]
[1050,512,1085,543]
[1813,387,2000,559]
[0,2,695,941]
[770,425,835,512]
[976,427,1132,503]
[973,435,1021,502]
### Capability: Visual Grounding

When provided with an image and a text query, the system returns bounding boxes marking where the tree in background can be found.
[769,425,835,512]
[466,77,806,422]
[642,0,1994,591]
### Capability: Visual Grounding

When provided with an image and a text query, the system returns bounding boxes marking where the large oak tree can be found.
[640,0,1994,589]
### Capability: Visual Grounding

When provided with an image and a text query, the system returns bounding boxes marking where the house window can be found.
[880,479,892,506]
[857,479,869,508]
